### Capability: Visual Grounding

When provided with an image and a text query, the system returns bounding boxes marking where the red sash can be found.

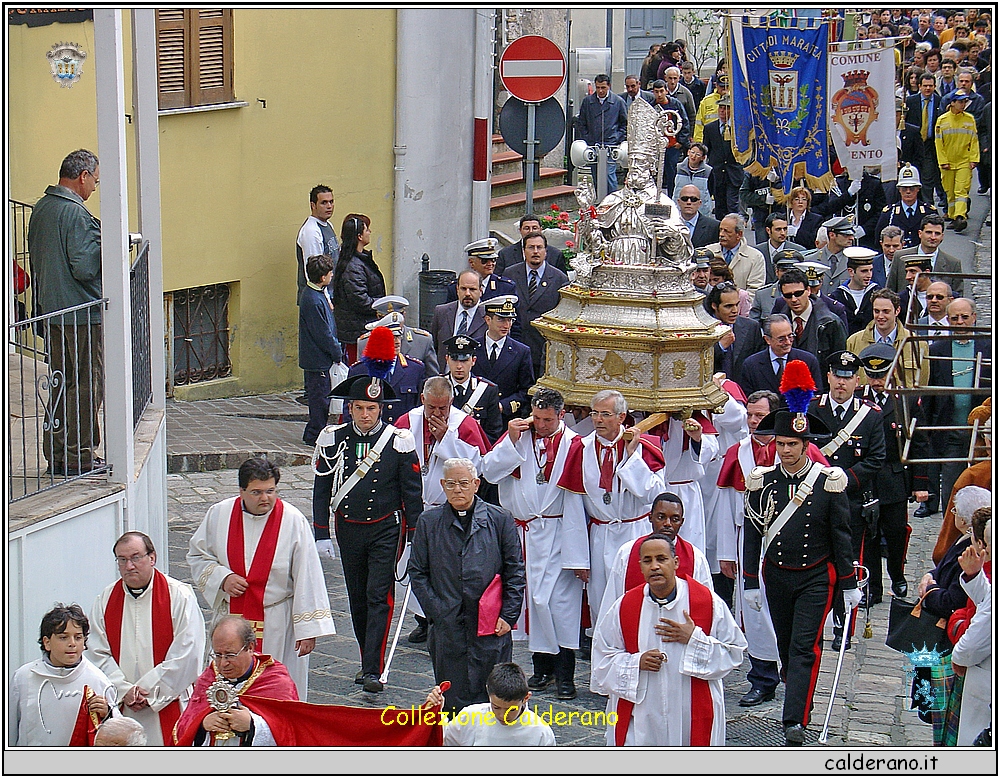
[615,577,714,747]
[68,686,100,746]
[624,535,695,591]
[104,568,182,739]
[227,497,284,650]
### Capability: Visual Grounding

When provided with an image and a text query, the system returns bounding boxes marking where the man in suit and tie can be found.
[915,281,953,341]
[705,214,767,293]
[506,232,570,377]
[445,238,519,304]
[750,250,801,324]
[703,96,742,218]
[472,296,535,427]
[703,281,764,380]
[905,73,945,207]
[496,214,567,276]
[888,214,964,296]
[754,214,807,285]
[778,268,847,388]
[676,184,720,248]
[431,270,488,364]
[619,74,654,111]
[870,225,904,288]
[736,313,823,396]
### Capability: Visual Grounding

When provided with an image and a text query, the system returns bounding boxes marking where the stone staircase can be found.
[489,134,577,220]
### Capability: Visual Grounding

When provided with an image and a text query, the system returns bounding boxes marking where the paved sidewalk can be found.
[165,459,941,747]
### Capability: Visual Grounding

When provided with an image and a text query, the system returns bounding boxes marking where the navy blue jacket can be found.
[298,285,343,371]
[574,92,628,147]
[348,354,425,424]
[472,336,535,420]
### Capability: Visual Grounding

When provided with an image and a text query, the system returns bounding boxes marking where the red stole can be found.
[227,497,284,650]
[557,434,665,495]
[68,686,101,746]
[104,568,181,738]
[624,535,695,591]
[614,577,714,747]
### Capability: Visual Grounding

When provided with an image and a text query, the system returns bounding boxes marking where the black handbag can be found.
[885,594,951,655]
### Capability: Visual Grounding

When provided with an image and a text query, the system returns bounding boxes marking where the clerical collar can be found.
[224,660,256,686]
[353,420,384,437]
[127,581,151,599]
[648,586,678,606]
[780,458,813,478]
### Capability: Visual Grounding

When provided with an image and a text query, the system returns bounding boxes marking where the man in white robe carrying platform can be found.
[87,531,205,746]
[482,387,590,699]
[558,389,665,627]
[188,458,335,698]
[591,534,746,746]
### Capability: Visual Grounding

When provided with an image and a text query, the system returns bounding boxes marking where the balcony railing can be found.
[130,240,153,427]
[8,300,109,501]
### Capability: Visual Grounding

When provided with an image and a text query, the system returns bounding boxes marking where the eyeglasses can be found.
[115,552,150,567]
[245,488,277,497]
[948,314,974,322]
[714,281,737,292]
[212,644,251,661]
[442,479,475,490]
[678,196,701,202]
[589,410,618,419]
[769,334,795,343]
[926,294,948,300]
[782,289,807,299]
[85,170,100,187]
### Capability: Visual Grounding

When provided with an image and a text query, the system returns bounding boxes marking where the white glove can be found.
[316,539,336,560]
[744,589,763,612]
[765,192,775,204]
[848,179,862,196]
[843,588,863,612]
[766,168,779,182]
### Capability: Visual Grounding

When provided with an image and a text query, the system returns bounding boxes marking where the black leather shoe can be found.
[739,687,776,707]
[355,670,365,685]
[556,680,577,700]
[891,579,908,598]
[407,621,428,644]
[953,216,968,233]
[831,631,852,651]
[784,724,806,746]
[913,503,931,518]
[362,674,384,693]
[978,186,990,195]
[527,673,555,691]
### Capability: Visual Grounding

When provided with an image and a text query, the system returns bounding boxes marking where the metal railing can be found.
[8,300,109,501]
[11,199,33,321]
[130,240,153,427]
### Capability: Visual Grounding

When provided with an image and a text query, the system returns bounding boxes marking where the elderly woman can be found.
[332,213,385,363]
[916,485,992,746]
[783,186,823,251]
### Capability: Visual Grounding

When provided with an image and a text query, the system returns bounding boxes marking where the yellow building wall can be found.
[7,9,398,398]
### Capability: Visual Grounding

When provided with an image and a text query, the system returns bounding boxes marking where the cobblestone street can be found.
[165,459,939,747]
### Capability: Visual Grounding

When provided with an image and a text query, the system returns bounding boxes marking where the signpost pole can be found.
[525,101,537,214]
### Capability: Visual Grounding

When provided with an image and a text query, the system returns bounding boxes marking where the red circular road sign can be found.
[499,35,566,103]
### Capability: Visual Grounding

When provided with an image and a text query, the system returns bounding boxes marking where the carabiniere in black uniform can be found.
[312,375,423,692]
[743,408,856,745]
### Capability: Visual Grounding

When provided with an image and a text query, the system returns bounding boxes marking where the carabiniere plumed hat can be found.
[754,359,830,439]
[329,374,397,402]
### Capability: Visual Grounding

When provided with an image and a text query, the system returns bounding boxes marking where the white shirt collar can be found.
[527,261,546,278]
[485,334,506,351]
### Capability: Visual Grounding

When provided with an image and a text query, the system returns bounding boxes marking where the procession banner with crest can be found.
[828,40,898,182]
[729,15,833,194]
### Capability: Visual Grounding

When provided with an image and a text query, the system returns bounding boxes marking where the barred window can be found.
[156,9,234,109]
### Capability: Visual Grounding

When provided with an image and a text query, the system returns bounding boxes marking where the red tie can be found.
[752,438,775,466]
[598,442,616,492]
[794,316,804,340]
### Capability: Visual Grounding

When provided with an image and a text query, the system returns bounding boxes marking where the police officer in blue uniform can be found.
[445,238,518,305]
[347,323,425,424]
[472,295,535,427]
[312,375,423,693]
[873,164,937,249]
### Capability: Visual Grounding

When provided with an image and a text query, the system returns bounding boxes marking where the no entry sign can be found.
[499,35,566,103]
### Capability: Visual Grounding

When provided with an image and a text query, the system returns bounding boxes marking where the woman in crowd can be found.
[332,213,385,364]
[782,186,823,251]
[639,44,661,89]
[674,143,714,217]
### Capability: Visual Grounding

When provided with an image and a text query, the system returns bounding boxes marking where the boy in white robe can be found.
[591,534,746,747]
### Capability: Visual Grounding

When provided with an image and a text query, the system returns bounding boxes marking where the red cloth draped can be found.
[614,577,714,747]
[624,535,695,591]
[227,497,284,650]
[103,569,182,738]
[717,439,829,491]
[558,434,665,494]
[68,686,100,746]
[172,655,442,747]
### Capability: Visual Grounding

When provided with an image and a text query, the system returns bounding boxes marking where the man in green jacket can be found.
[27,149,104,476]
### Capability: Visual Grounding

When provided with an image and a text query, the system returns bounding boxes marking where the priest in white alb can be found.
[482,387,590,699]
[558,389,665,626]
[87,531,205,746]
[591,534,746,747]
[187,458,335,698]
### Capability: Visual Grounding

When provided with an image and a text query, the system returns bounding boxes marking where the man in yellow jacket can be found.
[934,90,979,232]
[693,75,728,143]
[846,288,928,388]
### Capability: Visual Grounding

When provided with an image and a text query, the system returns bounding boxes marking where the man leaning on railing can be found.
[27,149,105,477]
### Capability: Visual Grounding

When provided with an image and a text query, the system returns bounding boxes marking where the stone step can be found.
[491,166,568,197]
[492,149,524,178]
[492,133,509,155]
[490,184,578,221]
